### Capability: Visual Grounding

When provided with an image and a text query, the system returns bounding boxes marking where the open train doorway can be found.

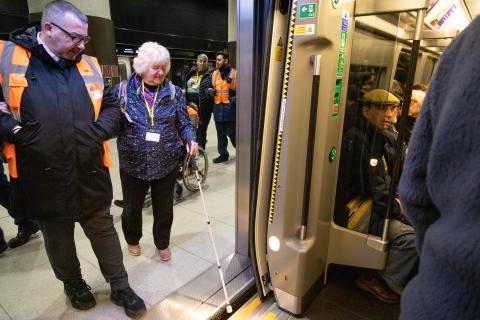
[144,0,470,319]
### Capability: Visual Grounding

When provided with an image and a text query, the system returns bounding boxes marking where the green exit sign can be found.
[299,3,316,19]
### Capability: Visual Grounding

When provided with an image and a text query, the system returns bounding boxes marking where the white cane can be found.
[189,155,233,314]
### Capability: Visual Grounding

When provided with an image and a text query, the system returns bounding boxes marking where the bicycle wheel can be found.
[182,147,208,192]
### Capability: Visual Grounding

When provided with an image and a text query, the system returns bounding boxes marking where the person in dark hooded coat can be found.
[399,16,480,320]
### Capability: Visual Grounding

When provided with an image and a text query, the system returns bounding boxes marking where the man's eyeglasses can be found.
[51,22,91,44]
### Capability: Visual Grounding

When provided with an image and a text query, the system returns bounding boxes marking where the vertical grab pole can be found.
[382,9,426,242]
[299,55,321,241]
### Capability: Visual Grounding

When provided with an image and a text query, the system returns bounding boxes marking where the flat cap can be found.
[363,89,400,105]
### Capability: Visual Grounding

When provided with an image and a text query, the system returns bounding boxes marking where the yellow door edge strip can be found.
[268,0,298,225]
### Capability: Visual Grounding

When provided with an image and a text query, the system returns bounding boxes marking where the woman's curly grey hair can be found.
[133,42,171,76]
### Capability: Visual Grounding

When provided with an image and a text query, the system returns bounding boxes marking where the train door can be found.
[117,55,133,80]
[250,0,431,315]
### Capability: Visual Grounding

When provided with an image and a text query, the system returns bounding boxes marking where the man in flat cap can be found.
[339,89,418,304]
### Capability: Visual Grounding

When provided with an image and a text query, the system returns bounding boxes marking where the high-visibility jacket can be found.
[0,40,111,178]
[212,68,236,104]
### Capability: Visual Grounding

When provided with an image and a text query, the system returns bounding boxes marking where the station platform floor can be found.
[0,126,237,320]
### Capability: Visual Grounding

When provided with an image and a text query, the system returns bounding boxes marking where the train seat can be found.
[346,196,372,233]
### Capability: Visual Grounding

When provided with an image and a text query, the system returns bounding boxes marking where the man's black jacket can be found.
[0,23,120,221]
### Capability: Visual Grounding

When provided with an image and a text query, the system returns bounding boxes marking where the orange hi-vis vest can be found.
[212,68,237,104]
[0,40,112,178]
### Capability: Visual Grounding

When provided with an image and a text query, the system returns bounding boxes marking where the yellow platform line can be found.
[262,312,278,320]
[231,296,262,320]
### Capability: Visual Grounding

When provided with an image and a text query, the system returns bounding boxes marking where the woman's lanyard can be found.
[195,72,201,85]
[141,80,160,127]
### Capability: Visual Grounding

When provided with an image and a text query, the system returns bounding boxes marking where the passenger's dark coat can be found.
[0,23,119,221]
[399,16,480,320]
[183,66,214,109]
[341,118,403,236]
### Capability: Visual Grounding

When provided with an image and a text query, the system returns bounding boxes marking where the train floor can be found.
[0,125,237,320]
[230,265,400,320]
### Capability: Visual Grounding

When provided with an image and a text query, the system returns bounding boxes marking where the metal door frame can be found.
[236,0,255,256]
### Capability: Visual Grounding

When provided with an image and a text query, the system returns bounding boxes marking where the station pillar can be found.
[228,0,237,67]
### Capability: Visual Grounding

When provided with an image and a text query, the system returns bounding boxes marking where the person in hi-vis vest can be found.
[0,1,146,318]
[207,51,237,163]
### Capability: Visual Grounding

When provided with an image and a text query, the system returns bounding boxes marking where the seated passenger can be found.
[403,90,426,145]
[342,89,418,303]
[412,83,427,92]
[391,90,425,143]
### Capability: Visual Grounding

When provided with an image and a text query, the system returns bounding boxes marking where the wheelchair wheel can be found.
[182,147,208,192]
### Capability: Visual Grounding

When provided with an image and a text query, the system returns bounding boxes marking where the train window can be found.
[170,59,194,86]
[118,62,128,81]
[392,49,411,97]
[345,28,397,134]
[334,14,407,237]
[421,56,437,84]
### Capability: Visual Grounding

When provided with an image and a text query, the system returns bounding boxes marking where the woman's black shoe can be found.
[115,197,151,209]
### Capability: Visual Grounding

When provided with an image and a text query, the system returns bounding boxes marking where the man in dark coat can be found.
[341,89,417,304]
[399,16,480,320]
[0,1,145,317]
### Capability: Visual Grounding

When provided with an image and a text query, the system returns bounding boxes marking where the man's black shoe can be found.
[213,154,229,164]
[111,287,146,318]
[114,198,151,209]
[7,227,40,248]
[0,241,7,255]
[114,200,125,208]
[64,279,96,310]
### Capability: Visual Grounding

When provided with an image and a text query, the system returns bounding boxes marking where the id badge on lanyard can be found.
[146,130,161,143]
[142,80,161,142]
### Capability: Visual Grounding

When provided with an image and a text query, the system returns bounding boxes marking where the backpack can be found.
[117,78,178,110]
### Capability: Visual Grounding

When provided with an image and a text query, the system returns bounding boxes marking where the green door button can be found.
[329,147,337,162]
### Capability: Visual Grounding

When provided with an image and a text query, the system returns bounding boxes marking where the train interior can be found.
[0,1,478,320]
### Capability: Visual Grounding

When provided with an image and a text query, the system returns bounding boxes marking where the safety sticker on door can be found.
[275,37,284,62]
[333,10,349,117]
[299,3,316,19]
[294,24,315,35]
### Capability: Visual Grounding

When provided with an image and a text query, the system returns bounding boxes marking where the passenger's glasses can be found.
[51,22,91,44]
